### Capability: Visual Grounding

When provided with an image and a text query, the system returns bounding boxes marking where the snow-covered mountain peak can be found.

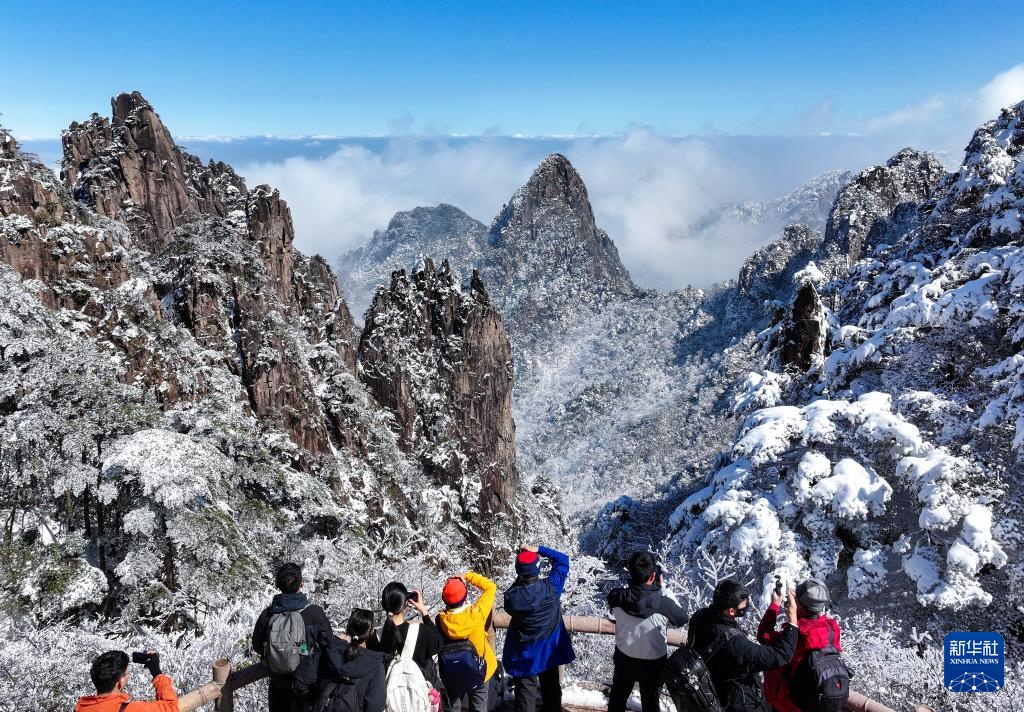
[500,152,597,225]
[821,147,945,264]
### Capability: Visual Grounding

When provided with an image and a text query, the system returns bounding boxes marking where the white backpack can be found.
[384,623,431,712]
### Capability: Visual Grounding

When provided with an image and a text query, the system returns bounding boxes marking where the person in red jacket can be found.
[75,650,179,712]
[757,578,841,712]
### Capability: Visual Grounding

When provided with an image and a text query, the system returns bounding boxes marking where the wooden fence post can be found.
[213,658,232,712]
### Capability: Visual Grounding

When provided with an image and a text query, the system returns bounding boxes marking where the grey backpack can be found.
[265,604,312,674]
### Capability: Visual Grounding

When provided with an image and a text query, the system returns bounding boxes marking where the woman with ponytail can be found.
[294,608,387,712]
[368,581,444,687]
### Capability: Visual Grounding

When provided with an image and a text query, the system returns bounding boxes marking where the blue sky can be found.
[5,2,1024,291]
[3,0,1022,138]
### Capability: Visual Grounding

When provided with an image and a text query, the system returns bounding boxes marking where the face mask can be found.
[734,605,749,618]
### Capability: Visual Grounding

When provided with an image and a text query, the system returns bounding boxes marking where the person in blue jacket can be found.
[502,544,576,712]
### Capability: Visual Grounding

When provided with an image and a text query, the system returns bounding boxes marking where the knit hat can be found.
[795,578,830,614]
[442,577,468,608]
[516,550,541,577]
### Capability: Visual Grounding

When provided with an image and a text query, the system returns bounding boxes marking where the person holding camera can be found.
[607,552,689,712]
[758,578,848,712]
[436,572,498,712]
[369,581,444,690]
[75,650,178,712]
[503,544,575,712]
[686,579,798,712]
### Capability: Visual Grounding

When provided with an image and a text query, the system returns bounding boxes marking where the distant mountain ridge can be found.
[339,153,860,533]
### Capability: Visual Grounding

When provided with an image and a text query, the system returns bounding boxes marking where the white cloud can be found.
[237,65,1024,292]
[971,64,1024,127]
[850,64,1024,154]
[240,131,903,291]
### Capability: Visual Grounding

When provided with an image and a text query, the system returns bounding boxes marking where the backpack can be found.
[790,627,851,712]
[438,639,486,700]
[385,623,432,712]
[313,677,360,712]
[265,604,312,674]
[662,629,736,712]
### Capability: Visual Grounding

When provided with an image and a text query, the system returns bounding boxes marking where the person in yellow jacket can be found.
[436,572,498,712]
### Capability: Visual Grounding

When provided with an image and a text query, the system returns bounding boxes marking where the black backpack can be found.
[312,677,361,712]
[789,627,851,712]
[438,639,487,700]
[662,629,736,712]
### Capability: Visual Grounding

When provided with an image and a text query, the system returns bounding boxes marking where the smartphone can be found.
[774,576,784,595]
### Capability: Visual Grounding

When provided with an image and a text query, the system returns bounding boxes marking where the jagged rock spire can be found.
[821,147,945,263]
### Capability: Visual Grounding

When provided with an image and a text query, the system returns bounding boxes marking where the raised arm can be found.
[654,592,689,627]
[538,546,570,595]
[757,602,781,644]
[733,623,798,672]
[131,674,180,712]
[467,571,497,620]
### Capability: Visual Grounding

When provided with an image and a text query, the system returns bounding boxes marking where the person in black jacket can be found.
[607,552,689,712]
[294,608,387,712]
[686,579,798,712]
[368,581,444,689]
[253,563,334,712]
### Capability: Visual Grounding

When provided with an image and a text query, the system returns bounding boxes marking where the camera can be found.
[132,651,156,665]
[407,590,420,603]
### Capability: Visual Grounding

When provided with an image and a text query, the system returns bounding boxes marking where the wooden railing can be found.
[178,612,910,712]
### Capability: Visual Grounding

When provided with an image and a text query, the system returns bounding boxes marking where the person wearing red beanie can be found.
[437,572,498,712]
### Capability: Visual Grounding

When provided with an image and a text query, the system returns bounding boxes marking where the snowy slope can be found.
[669,103,1024,639]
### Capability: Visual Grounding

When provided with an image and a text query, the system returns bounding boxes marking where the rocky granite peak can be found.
[821,147,945,264]
[339,203,488,318]
[487,153,634,299]
[358,259,519,558]
[735,223,823,309]
[61,92,247,251]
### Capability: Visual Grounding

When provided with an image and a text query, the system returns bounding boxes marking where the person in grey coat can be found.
[607,552,690,712]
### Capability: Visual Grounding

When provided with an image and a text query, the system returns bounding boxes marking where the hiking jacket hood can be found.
[270,592,309,613]
[75,674,178,712]
[437,571,499,681]
[608,583,689,660]
[686,606,797,712]
[294,637,387,712]
[502,546,576,677]
[758,603,843,712]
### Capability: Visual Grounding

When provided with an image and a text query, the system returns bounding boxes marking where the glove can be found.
[145,652,162,678]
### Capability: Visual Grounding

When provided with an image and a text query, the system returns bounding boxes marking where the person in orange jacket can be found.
[436,572,498,712]
[75,650,179,712]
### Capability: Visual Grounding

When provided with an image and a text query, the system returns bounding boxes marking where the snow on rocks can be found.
[671,387,1000,608]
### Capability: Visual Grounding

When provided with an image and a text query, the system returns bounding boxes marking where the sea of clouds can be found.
[18,65,1023,291]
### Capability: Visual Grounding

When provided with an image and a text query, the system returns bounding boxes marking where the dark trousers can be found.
[269,682,297,712]
[608,649,667,712]
[449,681,490,712]
[513,667,561,712]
